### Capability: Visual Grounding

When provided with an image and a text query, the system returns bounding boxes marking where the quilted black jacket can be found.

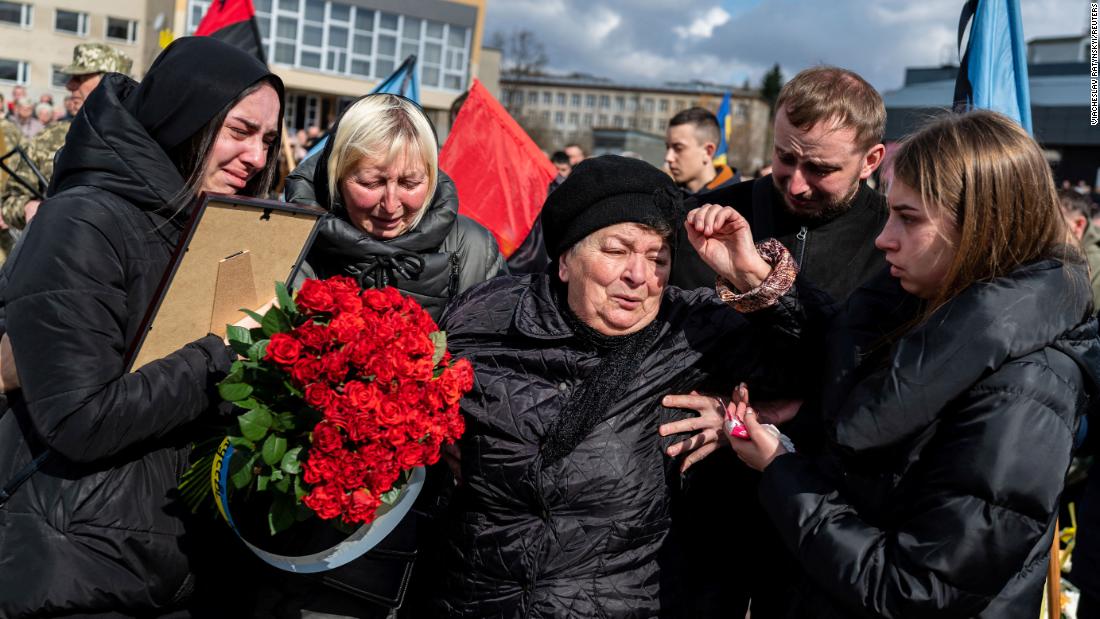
[433,274,770,618]
[756,258,1100,618]
[0,74,234,617]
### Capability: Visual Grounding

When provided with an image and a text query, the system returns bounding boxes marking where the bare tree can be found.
[490,29,548,77]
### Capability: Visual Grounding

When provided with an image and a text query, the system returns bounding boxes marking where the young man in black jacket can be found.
[663,66,892,619]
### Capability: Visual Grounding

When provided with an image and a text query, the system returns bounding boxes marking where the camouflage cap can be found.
[60,43,133,77]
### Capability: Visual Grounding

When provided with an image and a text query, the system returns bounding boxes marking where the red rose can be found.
[303,452,341,484]
[290,356,324,385]
[377,399,404,427]
[312,421,344,454]
[334,291,363,314]
[322,350,349,382]
[265,333,302,366]
[345,488,381,524]
[296,279,336,314]
[396,443,423,469]
[327,275,359,296]
[293,322,331,351]
[344,380,381,412]
[304,383,336,409]
[329,312,366,344]
[303,482,346,520]
[362,288,392,312]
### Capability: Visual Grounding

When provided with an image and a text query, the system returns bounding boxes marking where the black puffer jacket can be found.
[285,152,505,322]
[756,258,1100,618]
[433,274,769,618]
[0,74,234,617]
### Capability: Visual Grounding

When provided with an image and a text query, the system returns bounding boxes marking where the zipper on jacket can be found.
[795,226,808,269]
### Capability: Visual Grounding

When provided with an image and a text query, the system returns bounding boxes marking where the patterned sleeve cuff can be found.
[715,238,798,312]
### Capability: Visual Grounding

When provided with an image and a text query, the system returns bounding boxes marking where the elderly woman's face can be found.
[340,150,430,239]
[559,223,670,336]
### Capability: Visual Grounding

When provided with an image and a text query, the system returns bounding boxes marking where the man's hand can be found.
[684,204,772,291]
[659,390,728,473]
[24,199,40,225]
[0,333,20,392]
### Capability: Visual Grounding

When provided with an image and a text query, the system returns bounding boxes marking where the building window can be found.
[626,97,637,112]
[527,90,537,105]
[540,110,550,123]
[675,100,687,112]
[555,92,565,106]
[658,99,669,113]
[599,95,609,109]
[641,118,652,130]
[614,96,624,111]
[585,94,595,108]
[51,65,70,88]
[598,114,608,125]
[568,112,579,125]
[613,116,624,128]
[55,9,88,36]
[554,111,564,124]
[735,103,748,119]
[0,58,28,84]
[571,94,580,108]
[106,17,138,44]
[643,98,654,113]
[198,0,469,89]
[542,91,552,105]
[0,2,32,28]
[657,119,667,130]
[583,113,593,126]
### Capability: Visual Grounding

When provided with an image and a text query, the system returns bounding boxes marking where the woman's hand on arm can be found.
[659,390,729,473]
[725,384,788,471]
[684,204,772,291]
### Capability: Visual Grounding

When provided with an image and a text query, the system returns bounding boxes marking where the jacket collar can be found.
[513,274,575,340]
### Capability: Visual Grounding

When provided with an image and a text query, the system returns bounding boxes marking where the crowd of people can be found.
[0,35,1099,619]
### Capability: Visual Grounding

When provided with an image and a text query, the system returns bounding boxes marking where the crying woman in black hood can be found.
[0,37,284,618]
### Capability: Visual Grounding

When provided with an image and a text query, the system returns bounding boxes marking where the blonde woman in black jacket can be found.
[685,110,1100,618]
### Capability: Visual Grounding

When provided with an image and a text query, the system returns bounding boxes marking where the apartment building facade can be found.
[182,0,488,138]
[0,0,489,138]
[501,73,772,173]
[0,0,172,108]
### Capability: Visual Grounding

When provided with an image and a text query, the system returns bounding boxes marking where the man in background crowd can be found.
[1059,188,1100,308]
[564,142,586,166]
[665,106,740,197]
[0,42,131,262]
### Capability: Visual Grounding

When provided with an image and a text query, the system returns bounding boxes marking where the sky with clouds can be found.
[483,0,1091,93]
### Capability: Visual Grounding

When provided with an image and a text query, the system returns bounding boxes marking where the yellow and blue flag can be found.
[953,0,1032,133]
[713,92,733,167]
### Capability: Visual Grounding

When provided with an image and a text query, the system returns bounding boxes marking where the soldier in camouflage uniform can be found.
[0,43,131,260]
[0,105,26,260]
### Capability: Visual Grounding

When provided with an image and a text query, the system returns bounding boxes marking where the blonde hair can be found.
[892,110,1071,315]
[327,94,438,230]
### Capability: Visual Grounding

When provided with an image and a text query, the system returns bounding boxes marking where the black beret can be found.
[541,155,681,258]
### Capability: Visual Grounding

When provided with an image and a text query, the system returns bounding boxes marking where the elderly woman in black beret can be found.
[431,155,794,618]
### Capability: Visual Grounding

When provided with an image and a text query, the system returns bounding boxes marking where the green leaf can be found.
[261,434,287,466]
[261,306,292,337]
[280,446,303,475]
[269,469,284,481]
[429,331,447,367]
[380,486,402,505]
[218,382,253,402]
[227,436,255,451]
[225,361,245,383]
[225,325,253,356]
[240,308,265,324]
[256,474,270,491]
[230,452,258,489]
[276,281,298,316]
[272,474,291,493]
[234,398,259,410]
[249,327,266,342]
[248,340,269,362]
[238,408,273,442]
[293,474,308,501]
[268,496,295,535]
[272,411,296,432]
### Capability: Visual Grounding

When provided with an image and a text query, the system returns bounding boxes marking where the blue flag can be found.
[302,54,421,161]
[953,0,1032,133]
[713,92,733,167]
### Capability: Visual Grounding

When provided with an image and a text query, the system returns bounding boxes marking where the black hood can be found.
[50,73,185,222]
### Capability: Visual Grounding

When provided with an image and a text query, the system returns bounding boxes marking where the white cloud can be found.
[673,7,732,39]
[587,7,623,42]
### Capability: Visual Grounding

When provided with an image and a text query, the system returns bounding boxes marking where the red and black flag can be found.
[194,0,266,64]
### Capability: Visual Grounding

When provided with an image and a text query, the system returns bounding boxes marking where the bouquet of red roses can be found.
[180,276,472,537]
